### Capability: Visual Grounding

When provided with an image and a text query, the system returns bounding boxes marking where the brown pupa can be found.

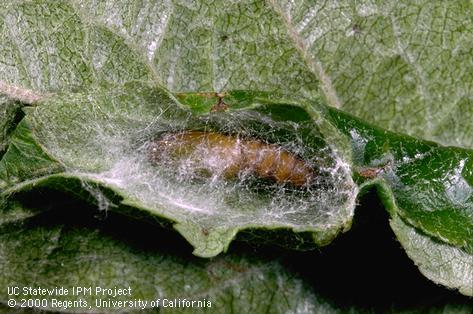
[148,131,314,187]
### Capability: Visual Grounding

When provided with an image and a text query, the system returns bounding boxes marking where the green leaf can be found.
[0,82,358,258]
[1,0,472,302]
[73,0,473,148]
[390,215,473,296]
[0,117,64,191]
[2,1,473,148]
[0,95,22,156]
[0,205,338,313]
[2,84,472,296]
[0,1,151,94]
[268,1,473,148]
[176,91,473,293]
[324,107,473,295]
[327,109,473,253]
[2,197,472,313]
[76,0,320,98]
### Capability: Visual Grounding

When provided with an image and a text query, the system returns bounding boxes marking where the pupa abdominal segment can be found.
[148,131,315,187]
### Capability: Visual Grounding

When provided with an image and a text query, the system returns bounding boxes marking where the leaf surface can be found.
[0,95,22,157]
[390,215,473,296]
[0,82,358,257]
[2,1,473,147]
[75,0,473,147]
[1,86,472,296]
[0,203,337,313]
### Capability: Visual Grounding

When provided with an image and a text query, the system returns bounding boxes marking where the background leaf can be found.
[269,0,473,148]
[2,1,472,147]
[0,95,22,157]
[0,202,338,313]
[1,193,471,313]
[76,0,473,147]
